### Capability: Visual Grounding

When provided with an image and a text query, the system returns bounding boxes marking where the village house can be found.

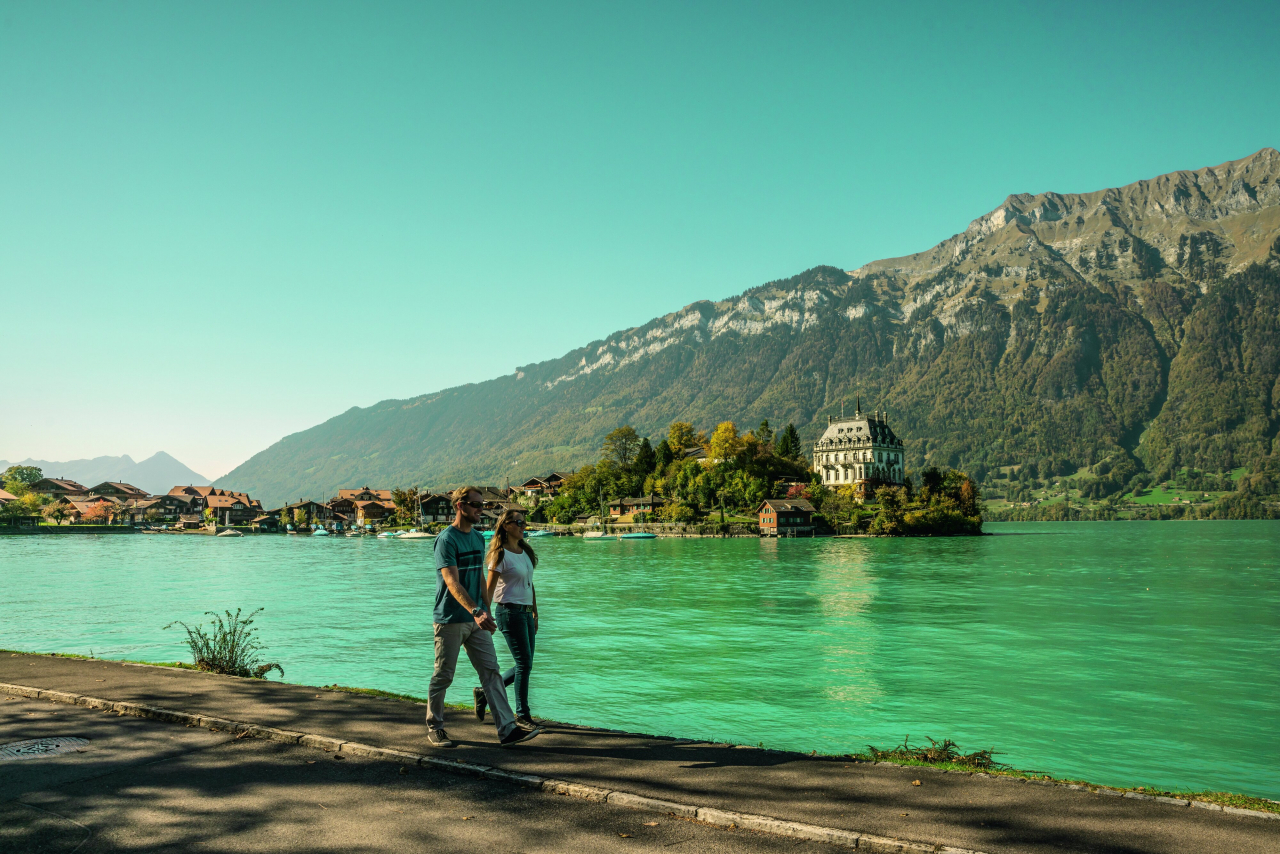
[757,498,816,536]
[86,481,149,501]
[277,500,332,528]
[419,492,453,522]
[206,493,259,526]
[250,512,280,532]
[607,494,667,517]
[56,494,118,524]
[516,472,573,497]
[120,496,186,524]
[337,486,394,504]
[812,402,905,498]
[331,487,395,526]
[355,500,392,526]
[29,478,88,500]
[0,488,18,507]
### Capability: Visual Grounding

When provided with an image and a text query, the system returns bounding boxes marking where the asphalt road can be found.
[1,694,850,854]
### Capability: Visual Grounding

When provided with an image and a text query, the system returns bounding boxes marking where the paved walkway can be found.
[3,694,858,853]
[3,653,1277,853]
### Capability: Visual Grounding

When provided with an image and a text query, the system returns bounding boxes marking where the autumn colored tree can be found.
[81,503,110,524]
[666,422,700,457]
[708,422,746,463]
[601,425,641,469]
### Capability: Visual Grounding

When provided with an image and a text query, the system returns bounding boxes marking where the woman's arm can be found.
[485,568,500,605]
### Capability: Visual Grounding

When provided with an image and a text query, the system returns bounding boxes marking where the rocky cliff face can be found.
[219,150,1280,506]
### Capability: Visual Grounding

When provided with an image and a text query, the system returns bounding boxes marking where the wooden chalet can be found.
[757,498,816,536]
[337,486,394,503]
[206,493,259,526]
[516,472,573,497]
[278,500,332,527]
[57,495,118,523]
[355,500,392,526]
[0,488,18,506]
[607,494,667,517]
[419,492,453,521]
[29,478,87,499]
[86,481,149,501]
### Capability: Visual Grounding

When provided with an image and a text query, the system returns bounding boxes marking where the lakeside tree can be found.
[42,502,69,526]
[666,422,701,457]
[708,422,746,463]
[753,419,775,449]
[632,437,656,479]
[82,503,110,524]
[2,465,42,491]
[391,487,421,527]
[776,423,802,461]
[601,426,641,469]
[653,439,674,473]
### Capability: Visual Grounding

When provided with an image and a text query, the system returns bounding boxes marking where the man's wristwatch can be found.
[471,606,485,618]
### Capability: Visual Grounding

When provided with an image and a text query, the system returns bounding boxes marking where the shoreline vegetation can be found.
[9,649,1277,815]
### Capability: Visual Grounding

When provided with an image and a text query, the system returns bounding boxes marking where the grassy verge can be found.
[844,736,1278,814]
[5,650,1276,813]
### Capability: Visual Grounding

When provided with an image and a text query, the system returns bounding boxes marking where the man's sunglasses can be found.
[460,500,484,509]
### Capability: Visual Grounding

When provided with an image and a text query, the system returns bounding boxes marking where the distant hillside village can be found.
[0,411,989,537]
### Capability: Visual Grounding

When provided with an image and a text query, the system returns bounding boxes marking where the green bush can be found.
[165,608,283,679]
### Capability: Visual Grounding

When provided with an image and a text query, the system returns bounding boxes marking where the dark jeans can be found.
[495,604,536,718]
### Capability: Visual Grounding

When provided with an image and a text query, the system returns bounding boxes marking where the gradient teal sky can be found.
[3,1,1278,479]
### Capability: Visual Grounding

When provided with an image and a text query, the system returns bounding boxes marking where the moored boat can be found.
[619,532,656,539]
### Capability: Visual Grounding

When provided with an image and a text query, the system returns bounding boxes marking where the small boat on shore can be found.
[582,531,616,540]
[398,529,434,539]
[620,532,656,539]
[312,528,330,537]
[216,529,243,537]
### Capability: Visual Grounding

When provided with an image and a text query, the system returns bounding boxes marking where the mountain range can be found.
[217,149,1280,508]
[1,452,210,496]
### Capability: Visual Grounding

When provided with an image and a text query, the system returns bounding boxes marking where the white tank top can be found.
[493,548,534,606]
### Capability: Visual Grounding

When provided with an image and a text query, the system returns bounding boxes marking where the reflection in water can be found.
[2,521,1278,799]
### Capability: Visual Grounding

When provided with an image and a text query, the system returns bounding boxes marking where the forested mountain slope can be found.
[219,149,1280,507]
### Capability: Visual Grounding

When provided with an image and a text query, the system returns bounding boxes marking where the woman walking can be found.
[476,508,540,730]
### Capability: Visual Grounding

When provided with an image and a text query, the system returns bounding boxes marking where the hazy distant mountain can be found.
[0,452,210,496]
[217,149,1280,507]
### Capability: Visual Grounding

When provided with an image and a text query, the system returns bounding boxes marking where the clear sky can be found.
[2,1,1277,479]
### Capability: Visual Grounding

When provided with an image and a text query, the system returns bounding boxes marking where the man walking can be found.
[427,486,540,748]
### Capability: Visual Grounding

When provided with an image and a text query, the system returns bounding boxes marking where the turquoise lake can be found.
[2,521,1278,798]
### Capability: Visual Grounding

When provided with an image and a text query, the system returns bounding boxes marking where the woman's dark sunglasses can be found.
[506,518,526,526]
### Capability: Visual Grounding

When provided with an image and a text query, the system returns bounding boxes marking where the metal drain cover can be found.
[0,737,90,761]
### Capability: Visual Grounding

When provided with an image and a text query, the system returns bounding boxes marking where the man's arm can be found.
[441,566,496,630]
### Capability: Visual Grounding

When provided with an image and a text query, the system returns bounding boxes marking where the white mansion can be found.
[813,404,905,494]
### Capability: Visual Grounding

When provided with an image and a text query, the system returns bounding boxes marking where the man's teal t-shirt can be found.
[433,525,487,624]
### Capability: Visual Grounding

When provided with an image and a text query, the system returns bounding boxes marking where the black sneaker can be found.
[426,729,456,749]
[473,687,487,721]
[515,715,538,731]
[499,725,542,747]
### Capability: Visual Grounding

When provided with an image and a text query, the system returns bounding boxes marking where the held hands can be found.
[475,610,497,632]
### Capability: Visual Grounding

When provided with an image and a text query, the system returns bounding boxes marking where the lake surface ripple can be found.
[3,521,1277,798]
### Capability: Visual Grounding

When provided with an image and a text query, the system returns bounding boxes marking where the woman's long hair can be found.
[486,507,538,570]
